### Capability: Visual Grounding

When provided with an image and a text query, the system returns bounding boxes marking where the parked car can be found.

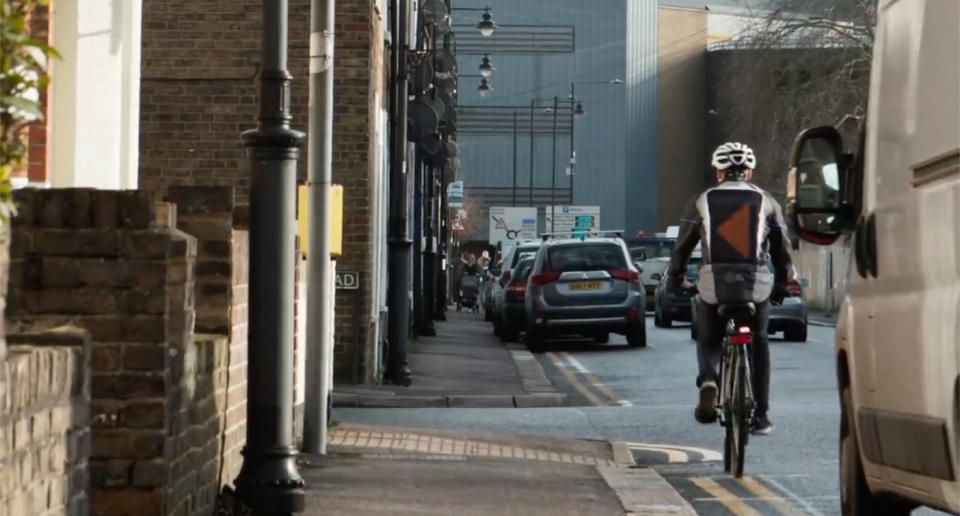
[652,253,701,328]
[627,237,676,310]
[689,276,808,342]
[525,236,646,350]
[785,2,959,512]
[482,267,497,321]
[496,256,536,342]
[491,241,541,333]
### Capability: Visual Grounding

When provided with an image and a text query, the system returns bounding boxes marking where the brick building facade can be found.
[138,0,389,383]
[3,188,260,516]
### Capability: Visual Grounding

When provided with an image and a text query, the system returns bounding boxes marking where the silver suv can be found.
[525,236,646,350]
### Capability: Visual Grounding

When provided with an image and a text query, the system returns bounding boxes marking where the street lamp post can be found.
[512,111,518,207]
[528,98,535,207]
[387,0,413,386]
[569,82,576,204]
[566,78,622,206]
[450,6,499,36]
[233,0,305,513]
[459,73,493,97]
[550,95,558,232]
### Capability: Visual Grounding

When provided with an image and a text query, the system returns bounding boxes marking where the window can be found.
[547,244,626,272]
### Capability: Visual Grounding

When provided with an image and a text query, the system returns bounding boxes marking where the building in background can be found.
[451,0,658,238]
[16,0,143,189]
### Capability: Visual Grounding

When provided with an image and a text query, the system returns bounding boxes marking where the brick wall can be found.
[331,0,384,383]
[162,186,250,481]
[4,188,250,516]
[0,328,92,516]
[139,0,387,383]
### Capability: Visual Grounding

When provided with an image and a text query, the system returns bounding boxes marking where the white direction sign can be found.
[544,205,600,235]
[489,207,538,247]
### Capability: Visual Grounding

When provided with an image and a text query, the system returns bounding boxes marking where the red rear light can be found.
[506,281,526,298]
[531,272,562,286]
[730,326,753,345]
[610,269,640,282]
[786,280,803,297]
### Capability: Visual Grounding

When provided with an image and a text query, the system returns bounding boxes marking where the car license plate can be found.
[569,281,604,291]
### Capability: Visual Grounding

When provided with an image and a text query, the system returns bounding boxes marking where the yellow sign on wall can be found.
[298,184,343,258]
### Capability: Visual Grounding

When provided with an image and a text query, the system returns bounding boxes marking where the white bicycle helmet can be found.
[712,142,757,171]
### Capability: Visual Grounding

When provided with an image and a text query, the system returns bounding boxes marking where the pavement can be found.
[332,311,565,408]
[304,311,694,516]
[300,423,694,516]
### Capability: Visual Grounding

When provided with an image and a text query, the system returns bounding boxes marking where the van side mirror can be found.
[787,126,854,245]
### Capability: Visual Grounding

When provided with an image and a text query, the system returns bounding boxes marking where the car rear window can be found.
[515,259,535,280]
[511,246,540,268]
[546,244,626,272]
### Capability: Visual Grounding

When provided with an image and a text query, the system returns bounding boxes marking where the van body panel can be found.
[841,0,959,510]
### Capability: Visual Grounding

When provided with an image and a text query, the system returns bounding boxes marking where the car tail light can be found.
[610,269,640,282]
[506,281,526,298]
[730,326,752,345]
[531,272,561,286]
[786,279,803,297]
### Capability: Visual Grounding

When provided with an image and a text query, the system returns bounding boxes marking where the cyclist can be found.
[668,142,796,436]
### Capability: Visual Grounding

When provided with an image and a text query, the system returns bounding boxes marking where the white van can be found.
[786,1,959,514]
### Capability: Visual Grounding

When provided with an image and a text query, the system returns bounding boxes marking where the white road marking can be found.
[563,354,592,374]
[557,352,635,407]
[624,442,723,463]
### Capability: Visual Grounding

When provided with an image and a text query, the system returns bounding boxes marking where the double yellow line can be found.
[546,352,632,407]
[691,476,809,515]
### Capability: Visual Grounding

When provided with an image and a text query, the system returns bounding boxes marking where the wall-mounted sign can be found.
[336,271,360,290]
[451,208,467,232]
[447,181,464,208]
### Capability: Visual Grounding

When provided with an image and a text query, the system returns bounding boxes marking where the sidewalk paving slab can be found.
[299,424,689,516]
[333,312,565,408]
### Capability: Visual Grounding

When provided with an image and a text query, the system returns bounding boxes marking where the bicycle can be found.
[716,302,757,478]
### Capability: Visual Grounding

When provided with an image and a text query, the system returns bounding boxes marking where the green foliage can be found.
[0,0,60,223]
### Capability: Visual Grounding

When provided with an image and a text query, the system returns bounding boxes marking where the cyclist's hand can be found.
[680,279,697,292]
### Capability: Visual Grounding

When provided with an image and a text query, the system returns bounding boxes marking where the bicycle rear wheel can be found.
[723,419,732,473]
[732,357,750,478]
[721,354,732,473]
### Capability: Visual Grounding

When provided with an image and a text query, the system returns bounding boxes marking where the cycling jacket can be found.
[668,180,796,305]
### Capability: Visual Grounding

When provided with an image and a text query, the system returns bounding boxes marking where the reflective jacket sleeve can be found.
[766,196,797,285]
[667,195,702,286]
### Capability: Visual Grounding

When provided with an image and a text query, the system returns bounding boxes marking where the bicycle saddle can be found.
[718,302,756,319]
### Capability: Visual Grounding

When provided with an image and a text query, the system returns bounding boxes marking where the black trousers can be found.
[695,300,771,415]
